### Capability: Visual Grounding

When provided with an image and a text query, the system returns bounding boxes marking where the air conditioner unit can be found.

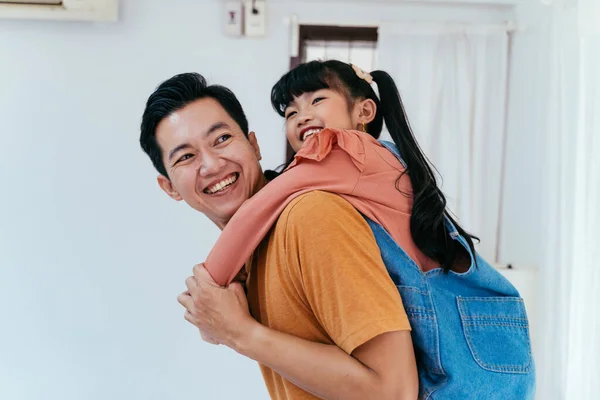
[0,0,118,22]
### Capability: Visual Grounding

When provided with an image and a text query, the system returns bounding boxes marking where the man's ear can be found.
[157,175,183,201]
[248,131,262,161]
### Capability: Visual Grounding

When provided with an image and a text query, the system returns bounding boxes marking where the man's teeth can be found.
[206,174,238,194]
[302,128,322,141]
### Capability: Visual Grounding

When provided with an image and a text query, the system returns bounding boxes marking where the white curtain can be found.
[377,23,509,263]
[537,1,600,399]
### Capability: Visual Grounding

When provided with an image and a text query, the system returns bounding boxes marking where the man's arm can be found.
[240,319,417,400]
[181,269,417,400]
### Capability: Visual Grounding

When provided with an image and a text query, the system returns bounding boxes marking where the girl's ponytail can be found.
[371,70,478,271]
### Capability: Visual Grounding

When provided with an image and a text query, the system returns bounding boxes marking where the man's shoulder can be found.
[270,191,374,243]
[279,190,359,225]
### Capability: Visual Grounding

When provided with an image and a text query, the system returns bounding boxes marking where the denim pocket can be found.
[457,296,533,373]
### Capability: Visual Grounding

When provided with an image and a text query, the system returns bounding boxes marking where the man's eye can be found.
[175,154,193,164]
[216,134,232,144]
[285,111,297,120]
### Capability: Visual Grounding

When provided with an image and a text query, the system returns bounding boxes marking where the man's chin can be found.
[214,210,239,230]
[206,199,247,229]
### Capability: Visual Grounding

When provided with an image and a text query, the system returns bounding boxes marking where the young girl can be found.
[204,60,535,399]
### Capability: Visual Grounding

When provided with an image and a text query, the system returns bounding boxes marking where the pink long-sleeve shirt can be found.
[204,128,438,286]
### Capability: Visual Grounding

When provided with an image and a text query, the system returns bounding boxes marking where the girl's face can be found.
[284,88,363,152]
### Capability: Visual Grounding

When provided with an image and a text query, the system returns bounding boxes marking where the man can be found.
[139,72,418,400]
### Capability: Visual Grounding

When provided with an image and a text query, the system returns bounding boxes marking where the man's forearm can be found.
[235,324,398,400]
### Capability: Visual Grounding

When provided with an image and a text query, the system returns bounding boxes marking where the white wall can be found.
[0,1,546,399]
[499,1,552,268]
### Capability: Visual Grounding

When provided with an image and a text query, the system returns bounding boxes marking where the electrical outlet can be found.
[224,1,243,37]
[244,0,266,37]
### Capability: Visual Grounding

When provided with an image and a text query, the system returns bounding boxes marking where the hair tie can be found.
[351,64,373,84]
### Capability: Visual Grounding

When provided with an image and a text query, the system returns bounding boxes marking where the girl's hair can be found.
[269,60,478,272]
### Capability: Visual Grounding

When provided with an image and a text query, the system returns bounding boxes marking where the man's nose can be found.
[199,152,226,177]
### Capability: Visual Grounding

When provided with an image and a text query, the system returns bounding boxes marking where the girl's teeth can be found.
[303,129,321,141]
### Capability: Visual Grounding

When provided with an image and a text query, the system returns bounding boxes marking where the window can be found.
[305,39,377,70]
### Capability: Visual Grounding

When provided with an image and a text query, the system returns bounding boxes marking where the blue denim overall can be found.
[369,141,536,399]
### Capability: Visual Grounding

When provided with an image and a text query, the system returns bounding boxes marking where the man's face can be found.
[155,98,266,229]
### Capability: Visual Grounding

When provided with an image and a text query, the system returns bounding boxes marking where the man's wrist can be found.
[232,318,266,358]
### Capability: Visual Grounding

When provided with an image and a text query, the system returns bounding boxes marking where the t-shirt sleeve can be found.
[281,191,411,354]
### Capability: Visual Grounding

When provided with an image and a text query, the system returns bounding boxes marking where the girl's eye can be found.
[312,97,325,105]
[216,134,231,144]
[285,111,297,120]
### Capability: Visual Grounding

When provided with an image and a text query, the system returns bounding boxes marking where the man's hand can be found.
[179,290,219,345]
[177,264,256,350]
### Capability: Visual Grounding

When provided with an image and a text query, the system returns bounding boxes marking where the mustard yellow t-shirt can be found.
[246,191,411,400]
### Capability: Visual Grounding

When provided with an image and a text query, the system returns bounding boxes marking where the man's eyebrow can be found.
[168,143,192,162]
[204,122,230,137]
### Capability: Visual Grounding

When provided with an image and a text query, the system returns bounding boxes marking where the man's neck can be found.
[216,173,269,230]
